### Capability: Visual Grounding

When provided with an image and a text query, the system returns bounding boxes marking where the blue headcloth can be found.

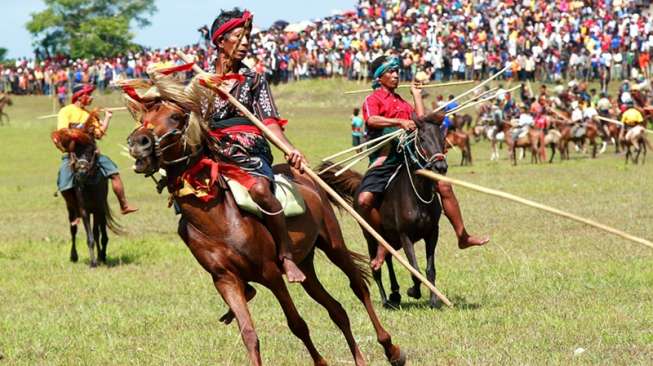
[372,57,400,89]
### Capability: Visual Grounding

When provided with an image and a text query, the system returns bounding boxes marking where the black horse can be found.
[54,129,121,267]
[319,112,447,308]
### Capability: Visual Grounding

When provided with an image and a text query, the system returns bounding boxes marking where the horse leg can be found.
[385,257,401,307]
[219,284,256,325]
[213,277,263,366]
[548,143,555,163]
[424,231,439,308]
[92,214,101,264]
[99,215,108,264]
[82,211,96,267]
[401,235,422,300]
[315,233,405,366]
[69,209,78,262]
[299,255,366,366]
[265,270,327,366]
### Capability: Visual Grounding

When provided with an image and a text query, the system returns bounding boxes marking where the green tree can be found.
[0,48,7,61]
[26,0,156,59]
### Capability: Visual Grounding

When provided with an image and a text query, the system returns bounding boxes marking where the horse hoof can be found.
[406,286,421,299]
[388,292,402,305]
[70,254,78,263]
[389,349,406,366]
[89,262,97,268]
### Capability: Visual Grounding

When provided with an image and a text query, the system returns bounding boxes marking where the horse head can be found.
[412,111,448,174]
[121,73,205,176]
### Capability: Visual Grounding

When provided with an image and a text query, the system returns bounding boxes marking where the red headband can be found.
[72,85,95,103]
[211,10,252,45]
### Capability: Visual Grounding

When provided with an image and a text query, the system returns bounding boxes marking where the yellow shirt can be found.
[57,104,91,130]
[621,108,644,126]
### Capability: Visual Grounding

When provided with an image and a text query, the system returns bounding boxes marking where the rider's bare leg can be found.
[357,191,387,271]
[437,180,489,249]
[109,174,138,214]
[249,178,305,283]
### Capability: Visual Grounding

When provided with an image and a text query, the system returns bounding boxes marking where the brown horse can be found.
[502,122,542,165]
[446,130,473,166]
[319,113,447,308]
[126,97,405,366]
[556,120,600,159]
[0,94,12,125]
[52,128,121,266]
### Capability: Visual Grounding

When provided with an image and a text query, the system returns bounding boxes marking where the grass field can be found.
[0,79,652,365]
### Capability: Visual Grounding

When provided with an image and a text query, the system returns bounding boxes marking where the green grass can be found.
[0,79,652,365]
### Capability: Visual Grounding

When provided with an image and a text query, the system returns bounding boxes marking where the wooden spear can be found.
[176,51,453,307]
[433,65,510,114]
[321,129,404,162]
[343,80,475,95]
[416,170,653,250]
[37,107,128,120]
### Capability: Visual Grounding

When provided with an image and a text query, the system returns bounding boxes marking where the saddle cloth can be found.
[225,174,306,218]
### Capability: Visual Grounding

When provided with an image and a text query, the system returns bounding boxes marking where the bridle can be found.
[128,102,203,171]
[398,128,446,204]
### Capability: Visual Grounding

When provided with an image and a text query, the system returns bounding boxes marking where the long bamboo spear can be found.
[433,65,510,114]
[321,129,404,162]
[344,80,475,95]
[37,107,128,120]
[319,133,399,175]
[417,170,653,250]
[177,51,453,306]
[596,115,653,134]
[446,85,521,116]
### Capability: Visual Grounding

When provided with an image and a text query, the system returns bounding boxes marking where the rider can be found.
[359,55,489,271]
[203,8,306,282]
[56,83,138,224]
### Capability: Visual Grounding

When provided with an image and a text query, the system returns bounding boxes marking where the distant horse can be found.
[319,112,447,308]
[52,128,120,267]
[446,130,473,166]
[125,79,405,366]
[502,122,542,165]
[623,126,651,164]
[0,94,13,125]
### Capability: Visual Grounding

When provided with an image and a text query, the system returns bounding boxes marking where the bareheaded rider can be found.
[360,55,489,271]
[57,83,137,224]
[204,8,306,282]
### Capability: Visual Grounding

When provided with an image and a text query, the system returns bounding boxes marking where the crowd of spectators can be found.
[3,0,653,99]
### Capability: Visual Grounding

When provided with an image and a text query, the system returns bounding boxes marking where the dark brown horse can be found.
[126,97,405,366]
[52,128,120,267]
[319,113,447,308]
[0,94,12,125]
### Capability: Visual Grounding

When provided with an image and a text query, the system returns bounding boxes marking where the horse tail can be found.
[104,199,125,235]
[316,161,363,206]
[347,249,372,286]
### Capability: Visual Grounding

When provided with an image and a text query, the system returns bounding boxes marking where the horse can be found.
[52,128,120,267]
[502,121,542,165]
[319,112,447,309]
[0,94,12,125]
[446,130,473,166]
[125,86,405,366]
[623,125,651,164]
[486,125,505,161]
[543,128,562,163]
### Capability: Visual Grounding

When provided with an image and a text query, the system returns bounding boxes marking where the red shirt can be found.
[362,88,414,140]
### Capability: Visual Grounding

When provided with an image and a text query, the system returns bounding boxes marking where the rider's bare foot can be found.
[120,205,138,215]
[70,217,81,227]
[282,258,306,283]
[458,234,490,249]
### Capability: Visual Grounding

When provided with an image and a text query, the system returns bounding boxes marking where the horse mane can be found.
[51,129,95,153]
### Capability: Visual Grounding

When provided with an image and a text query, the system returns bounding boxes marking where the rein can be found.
[397,133,444,204]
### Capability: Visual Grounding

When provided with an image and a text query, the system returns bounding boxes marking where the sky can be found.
[1,0,355,59]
